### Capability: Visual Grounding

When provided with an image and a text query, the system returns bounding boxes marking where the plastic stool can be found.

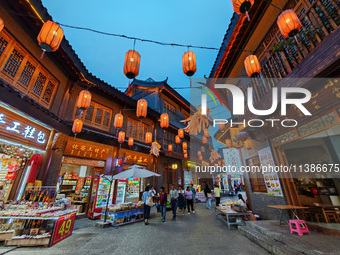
[289,219,310,236]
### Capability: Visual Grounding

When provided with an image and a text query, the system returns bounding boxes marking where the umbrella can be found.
[111,164,161,179]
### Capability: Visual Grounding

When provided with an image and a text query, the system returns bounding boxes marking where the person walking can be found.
[190,184,196,208]
[169,184,178,220]
[214,183,221,207]
[204,183,212,209]
[177,186,186,216]
[159,186,167,222]
[185,186,194,214]
[142,185,152,225]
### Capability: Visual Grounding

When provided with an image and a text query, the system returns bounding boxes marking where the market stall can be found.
[101,202,144,226]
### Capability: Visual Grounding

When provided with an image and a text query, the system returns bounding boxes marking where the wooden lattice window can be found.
[0,29,59,108]
[74,101,112,131]
[246,157,267,193]
[126,117,149,142]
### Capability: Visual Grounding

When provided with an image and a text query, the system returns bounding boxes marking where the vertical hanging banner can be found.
[223,148,242,173]
[258,147,283,197]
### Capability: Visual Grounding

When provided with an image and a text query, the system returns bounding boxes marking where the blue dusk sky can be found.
[41,0,234,101]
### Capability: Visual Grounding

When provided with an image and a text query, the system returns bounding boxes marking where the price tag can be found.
[50,213,76,246]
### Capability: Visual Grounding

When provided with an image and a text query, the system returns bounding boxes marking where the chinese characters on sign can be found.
[64,141,110,160]
[124,153,149,166]
[0,106,50,150]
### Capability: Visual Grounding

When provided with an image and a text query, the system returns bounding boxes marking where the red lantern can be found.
[277,9,302,38]
[114,113,124,128]
[72,118,83,134]
[123,50,141,79]
[160,113,169,128]
[0,18,4,32]
[244,55,261,77]
[137,99,147,119]
[178,129,184,138]
[145,132,152,144]
[204,129,209,137]
[199,155,203,161]
[231,0,254,21]
[168,144,173,152]
[182,142,187,150]
[184,153,188,159]
[128,137,134,147]
[202,137,208,144]
[175,135,181,144]
[37,21,64,58]
[118,131,125,143]
[77,90,92,111]
[183,149,187,154]
[182,51,196,77]
[197,151,202,158]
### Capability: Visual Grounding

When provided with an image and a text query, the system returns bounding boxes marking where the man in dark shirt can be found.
[159,186,167,222]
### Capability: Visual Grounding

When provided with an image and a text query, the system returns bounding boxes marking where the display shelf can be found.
[5,237,50,247]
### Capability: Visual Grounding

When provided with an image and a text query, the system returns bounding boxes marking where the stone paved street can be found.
[0,201,269,255]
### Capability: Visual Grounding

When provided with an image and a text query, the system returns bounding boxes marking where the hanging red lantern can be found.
[0,18,4,32]
[175,135,181,144]
[225,139,232,147]
[168,144,173,152]
[204,129,209,137]
[178,129,184,138]
[277,9,302,39]
[244,55,261,77]
[244,138,252,149]
[202,137,208,144]
[123,50,141,79]
[182,51,196,77]
[201,146,205,153]
[199,155,203,161]
[145,132,152,144]
[114,113,124,128]
[77,90,92,111]
[118,131,125,143]
[231,0,254,21]
[128,137,134,147]
[72,119,83,134]
[183,149,187,154]
[160,113,169,128]
[184,153,188,159]
[37,20,64,58]
[136,99,147,119]
[182,142,187,150]
[197,151,202,158]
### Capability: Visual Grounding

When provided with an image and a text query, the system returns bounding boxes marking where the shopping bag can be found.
[207,193,212,198]
[146,197,154,207]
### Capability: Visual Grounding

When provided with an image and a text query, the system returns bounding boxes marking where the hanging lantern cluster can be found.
[0,18,4,32]
[136,99,147,119]
[114,113,124,128]
[77,90,92,111]
[231,0,254,21]
[244,55,261,77]
[182,51,197,77]
[123,50,141,79]
[72,118,83,135]
[118,131,125,143]
[128,137,134,147]
[168,144,173,152]
[37,21,64,59]
[160,113,169,128]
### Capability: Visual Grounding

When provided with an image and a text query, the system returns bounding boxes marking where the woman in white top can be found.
[236,194,247,209]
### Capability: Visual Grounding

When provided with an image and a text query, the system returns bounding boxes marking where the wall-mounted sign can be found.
[62,156,105,167]
[0,106,51,150]
[124,152,149,166]
[223,148,242,173]
[64,141,110,160]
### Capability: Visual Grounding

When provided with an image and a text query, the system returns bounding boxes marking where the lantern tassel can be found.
[246,11,250,22]
[40,49,46,59]
[294,35,300,45]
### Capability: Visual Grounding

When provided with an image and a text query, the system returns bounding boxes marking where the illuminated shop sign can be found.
[0,106,51,150]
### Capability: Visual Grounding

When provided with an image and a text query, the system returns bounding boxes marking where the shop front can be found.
[55,138,114,219]
[0,103,53,202]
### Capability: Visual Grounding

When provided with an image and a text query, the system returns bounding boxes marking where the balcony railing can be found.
[246,0,340,104]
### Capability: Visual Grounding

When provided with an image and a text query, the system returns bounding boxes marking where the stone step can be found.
[238,225,302,255]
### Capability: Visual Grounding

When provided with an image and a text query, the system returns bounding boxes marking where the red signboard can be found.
[75,177,85,195]
[50,213,76,246]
